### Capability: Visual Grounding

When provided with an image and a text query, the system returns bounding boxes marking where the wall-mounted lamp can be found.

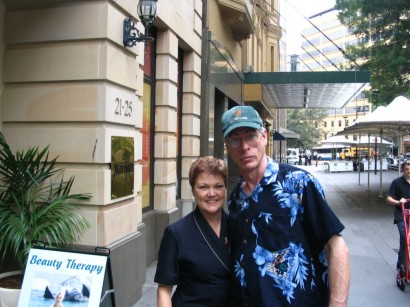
[304,88,310,97]
[303,96,309,108]
[303,87,310,108]
[123,0,158,47]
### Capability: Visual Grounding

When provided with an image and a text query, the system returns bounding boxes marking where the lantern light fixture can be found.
[123,0,158,47]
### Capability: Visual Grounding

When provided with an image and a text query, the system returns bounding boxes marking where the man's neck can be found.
[241,155,268,194]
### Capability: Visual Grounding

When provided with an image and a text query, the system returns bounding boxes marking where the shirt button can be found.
[244,218,249,223]
[243,239,247,244]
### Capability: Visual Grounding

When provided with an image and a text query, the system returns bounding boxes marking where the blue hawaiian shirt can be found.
[228,158,345,306]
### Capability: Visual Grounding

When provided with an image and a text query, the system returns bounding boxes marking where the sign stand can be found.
[18,245,116,307]
[97,247,116,307]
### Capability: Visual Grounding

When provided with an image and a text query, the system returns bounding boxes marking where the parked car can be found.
[286,155,299,165]
[387,157,399,170]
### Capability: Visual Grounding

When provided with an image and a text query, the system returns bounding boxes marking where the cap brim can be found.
[223,122,261,138]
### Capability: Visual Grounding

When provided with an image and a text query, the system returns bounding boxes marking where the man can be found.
[221,106,350,306]
[387,160,410,288]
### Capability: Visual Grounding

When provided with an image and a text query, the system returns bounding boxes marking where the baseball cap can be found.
[221,106,263,138]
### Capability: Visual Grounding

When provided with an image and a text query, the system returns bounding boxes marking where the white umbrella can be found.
[321,135,357,146]
[321,135,392,146]
[337,96,410,196]
[340,96,410,136]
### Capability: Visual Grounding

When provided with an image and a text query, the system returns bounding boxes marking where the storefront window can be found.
[141,82,152,209]
[141,28,156,211]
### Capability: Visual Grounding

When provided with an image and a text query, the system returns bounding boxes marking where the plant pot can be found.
[0,271,21,307]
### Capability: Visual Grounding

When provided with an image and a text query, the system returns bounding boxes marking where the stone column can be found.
[2,1,145,305]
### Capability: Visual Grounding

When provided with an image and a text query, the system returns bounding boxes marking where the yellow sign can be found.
[111,136,134,199]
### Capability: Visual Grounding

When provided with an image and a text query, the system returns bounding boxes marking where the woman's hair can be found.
[188,156,227,188]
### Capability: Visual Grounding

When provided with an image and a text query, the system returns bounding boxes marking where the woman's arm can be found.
[325,234,350,307]
[157,284,173,307]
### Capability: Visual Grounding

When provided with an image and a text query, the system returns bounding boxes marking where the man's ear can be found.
[261,129,268,145]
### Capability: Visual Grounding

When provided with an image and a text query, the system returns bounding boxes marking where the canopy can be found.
[272,131,286,141]
[279,127,299,139]
[336,96,410,197]
[321,135,356,146]
[338,96,410,137]
[321,135,392,146]
[244,71,370,109]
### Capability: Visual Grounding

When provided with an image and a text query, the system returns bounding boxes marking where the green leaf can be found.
[0,132,91,271]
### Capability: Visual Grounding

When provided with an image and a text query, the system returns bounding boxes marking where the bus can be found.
[312,145,349,161]
[342,147,369,159]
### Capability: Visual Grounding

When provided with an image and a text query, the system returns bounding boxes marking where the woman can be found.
[51,293,64,307]
[154,156,232,306]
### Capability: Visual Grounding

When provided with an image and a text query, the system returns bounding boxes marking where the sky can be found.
[283,0,336,55]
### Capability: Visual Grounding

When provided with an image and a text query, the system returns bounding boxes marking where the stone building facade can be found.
[0,0,283,305]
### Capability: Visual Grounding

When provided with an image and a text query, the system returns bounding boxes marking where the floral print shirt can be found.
[228,157,344,306]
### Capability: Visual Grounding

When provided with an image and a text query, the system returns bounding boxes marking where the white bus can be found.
[312,145,349,161]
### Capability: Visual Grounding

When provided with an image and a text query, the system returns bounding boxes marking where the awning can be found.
[244,71,370,109]
[272,131,286,141]
[337,96,410,137]
[278,127,300,139]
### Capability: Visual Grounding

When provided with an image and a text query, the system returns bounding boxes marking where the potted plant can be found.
[0,132,90,304]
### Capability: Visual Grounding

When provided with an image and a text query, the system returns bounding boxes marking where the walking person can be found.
[154,156,232,306]
[221,105,350,306]
[387,160,410,286]
[313,150,318,167]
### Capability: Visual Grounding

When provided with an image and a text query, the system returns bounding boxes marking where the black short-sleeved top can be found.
[387,176,410,223]
[154,207,232,306]
[228,158,345,307]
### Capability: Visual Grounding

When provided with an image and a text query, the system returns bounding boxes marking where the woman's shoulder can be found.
[168,211,195,232]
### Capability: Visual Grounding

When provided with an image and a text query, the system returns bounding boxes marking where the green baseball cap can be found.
[221,106,263,138]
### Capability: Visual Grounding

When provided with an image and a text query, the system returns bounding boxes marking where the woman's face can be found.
[193,173,226,216]
[56,293,63,302]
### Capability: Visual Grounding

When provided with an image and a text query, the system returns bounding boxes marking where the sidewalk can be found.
[134,166,410,306]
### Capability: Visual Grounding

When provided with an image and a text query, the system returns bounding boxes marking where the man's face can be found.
[224,127,267,173]
[403,163,410,179]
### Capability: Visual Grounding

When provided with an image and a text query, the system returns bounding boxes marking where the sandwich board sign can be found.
[18,247,114,306]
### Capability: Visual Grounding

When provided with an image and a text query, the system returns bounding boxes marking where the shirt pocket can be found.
[252,210,302,252]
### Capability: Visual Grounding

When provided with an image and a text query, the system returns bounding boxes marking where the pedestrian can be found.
[386,160,410,285]
[221,105,350,306]
[154,156,232,306]
[313,150,318,167]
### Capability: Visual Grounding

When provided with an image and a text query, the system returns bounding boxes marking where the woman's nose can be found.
[207,188,216,195]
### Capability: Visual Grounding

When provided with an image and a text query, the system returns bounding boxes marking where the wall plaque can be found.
[111,136,134,199]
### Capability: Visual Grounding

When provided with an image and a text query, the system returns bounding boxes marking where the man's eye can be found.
[246,134,257,141]
[229,137,240,144]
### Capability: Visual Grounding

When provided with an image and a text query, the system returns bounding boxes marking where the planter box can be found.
[0,271,21,307]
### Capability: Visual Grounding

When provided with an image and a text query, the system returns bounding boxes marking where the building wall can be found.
[242,0,284,161]
[0,0,4,131]
[201,0,283,187]
[207,0,246,71]
[0,0,201,305]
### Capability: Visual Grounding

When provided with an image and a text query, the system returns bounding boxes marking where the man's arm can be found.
[387,195,405,206]
[324,234,350,307]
